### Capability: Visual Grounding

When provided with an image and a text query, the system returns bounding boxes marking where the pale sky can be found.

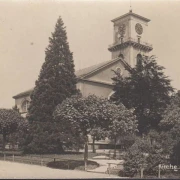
[0,0,180,108]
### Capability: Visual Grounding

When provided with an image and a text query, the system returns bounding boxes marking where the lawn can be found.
[0,151,101,166]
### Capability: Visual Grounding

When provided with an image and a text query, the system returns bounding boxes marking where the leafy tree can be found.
[147,129,174,157]
[123,139,147,177]
[160,91,180,131]
[26,16,78,153]
[106,105,137,158]
[8,118,29,150]
[54,95,137,169]
[23,121,83,154]
[124,136,166,177]
[9,106,28,150]
[160,91,180,165]
[118,134,136,151]
[0,109,25,150]
[112,55,174,134]
[54,95,108,170]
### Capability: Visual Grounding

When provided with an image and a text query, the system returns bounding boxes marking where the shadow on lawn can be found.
[47,160,99,171]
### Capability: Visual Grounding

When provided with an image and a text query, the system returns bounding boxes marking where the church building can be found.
[13,10,153,119]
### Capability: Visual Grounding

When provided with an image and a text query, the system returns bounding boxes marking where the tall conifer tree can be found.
[29,16,77,123]
[26,17,78,153]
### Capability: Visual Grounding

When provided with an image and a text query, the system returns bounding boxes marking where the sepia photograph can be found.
[0,0,180,178]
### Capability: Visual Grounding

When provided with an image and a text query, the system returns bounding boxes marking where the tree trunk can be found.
[3,133,6,151]
[92,136,96,153]
[113,136,117,159]
[84,136,88,171]
[140,168,144,178]
[150,138,153,145]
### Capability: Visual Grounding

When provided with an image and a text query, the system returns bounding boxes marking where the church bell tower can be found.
[108,10,153,67]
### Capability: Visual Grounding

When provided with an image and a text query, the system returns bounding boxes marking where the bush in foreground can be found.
[123,137,166,177]
[47,160,99,171]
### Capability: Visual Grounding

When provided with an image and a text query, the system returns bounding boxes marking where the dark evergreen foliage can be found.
[111,55,174,134]
[25,17,78,153]
[160,91,180,165]
[28,17,78,123]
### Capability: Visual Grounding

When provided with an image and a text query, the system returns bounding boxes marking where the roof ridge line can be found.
[78,57,121,79]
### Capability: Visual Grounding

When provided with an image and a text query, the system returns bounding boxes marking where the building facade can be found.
[13,10,153,120]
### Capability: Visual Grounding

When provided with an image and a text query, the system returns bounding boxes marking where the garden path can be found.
[0,160,120,179]
[88,156,124,174]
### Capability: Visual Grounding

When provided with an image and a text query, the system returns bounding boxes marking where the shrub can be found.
[123,137,166,177]
[47,160,99,170]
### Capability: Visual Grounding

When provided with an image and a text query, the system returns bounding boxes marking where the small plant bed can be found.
[47,160,99,171]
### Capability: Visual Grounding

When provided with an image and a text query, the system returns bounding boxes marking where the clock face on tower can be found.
[135,23,143,35]
[118,24,126,36]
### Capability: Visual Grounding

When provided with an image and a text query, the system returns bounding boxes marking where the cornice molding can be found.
[108,38,153,52]
[77,78,113,87]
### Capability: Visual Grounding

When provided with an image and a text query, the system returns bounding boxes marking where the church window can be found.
[137,54,143,64]
[21,100,30,112]
[119,54,124,60]
[138,37,141,44]
[116,67,121,75]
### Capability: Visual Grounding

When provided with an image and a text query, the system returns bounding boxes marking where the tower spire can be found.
[130,0,132,12]
[109,10,152,68]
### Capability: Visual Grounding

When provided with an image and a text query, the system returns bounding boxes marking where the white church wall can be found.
[85,60,128,83]
[79,81,113,98]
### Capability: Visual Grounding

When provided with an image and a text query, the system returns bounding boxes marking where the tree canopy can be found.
[54,94,137,169]
[111,55,174,134]
[54,94,137,140]
[25,16,78,153]
[28,16,78,123]
[124,136,166,177]
[160,91,180,131]
[159,91,180,165]
[0,109,25,150]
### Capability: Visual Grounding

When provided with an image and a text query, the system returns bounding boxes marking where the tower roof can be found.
[111,10,150,23]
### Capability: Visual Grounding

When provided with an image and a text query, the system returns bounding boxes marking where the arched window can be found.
[116,67,122,76]
[137,54,143,65]
[119,54,124,60]
[21,100,30,112]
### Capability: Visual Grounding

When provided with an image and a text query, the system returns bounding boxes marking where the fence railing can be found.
[0,153,63,166]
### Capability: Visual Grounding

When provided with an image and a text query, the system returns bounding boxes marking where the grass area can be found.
[118,169,180,178]
[22,152,99,162]
[0,151,99,159]
[0,151,101,166]
[47,160,99,171]
[134,173,180,179]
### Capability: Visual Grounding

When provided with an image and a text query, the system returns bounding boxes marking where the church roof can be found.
[75,60,111,78]
[13,88,34,99]
[76,58,121,78]
[13,58,124,99]
[111,10,150,23]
